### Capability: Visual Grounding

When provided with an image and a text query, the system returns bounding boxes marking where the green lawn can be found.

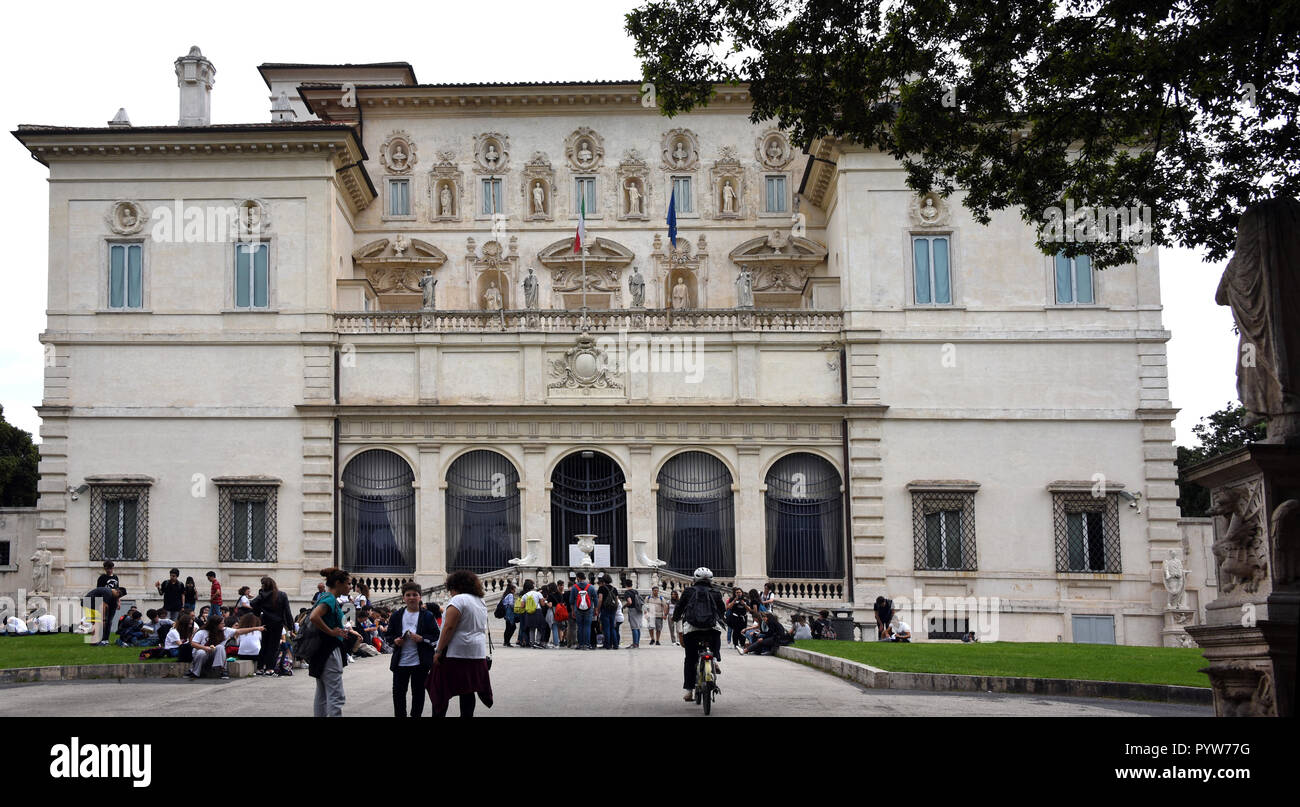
[792,640,1210,688]
[0,633,174,670]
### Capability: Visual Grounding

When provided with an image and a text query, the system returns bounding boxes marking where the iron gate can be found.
[657,451,735,577]
[445,450,521,574]
[550,451,627,567]
[341,449,415,574]
[764,453,843,578]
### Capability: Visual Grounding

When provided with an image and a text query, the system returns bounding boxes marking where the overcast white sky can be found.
[0,0,1239,445]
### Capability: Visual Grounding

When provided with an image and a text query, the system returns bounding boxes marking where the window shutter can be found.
[127,244,143,308]
[1074,254,1093,303]
[1054,253,1074,303]
[932,237,951,304]
[110,245,126,308]
[913,238,932,303]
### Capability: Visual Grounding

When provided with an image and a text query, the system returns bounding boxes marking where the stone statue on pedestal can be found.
[483,281,503,311]
[523,267,538,310]
[1163,549,1186,610]
[29,542,52,595]
[1215,198,1300,443]
[629,266,645,308]
[671,278,689,310]
[439,185,453,218]
[735,268,754,308]
[418,270,437,310]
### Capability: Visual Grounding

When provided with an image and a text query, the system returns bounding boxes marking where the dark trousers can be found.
[600,611,617,648]
[681,629,721,690]
[433,693,476,718]
[726,616,747,647]
[258,624,283,671]
[101,606,118,643]
[392,664,429,717]
[503,617,517,646]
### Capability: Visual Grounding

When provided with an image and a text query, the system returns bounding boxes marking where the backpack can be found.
[524,593,538,614]
[817,620,838,640]
[684,587,719,629]
[600,585,617,613]
[514,593,527,615]
[554,602,569,622]
[574,583,592,611]
[493,598,507,619]
[627,589,643,610]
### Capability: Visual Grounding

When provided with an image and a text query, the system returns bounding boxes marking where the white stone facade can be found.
[12,57,1202,644]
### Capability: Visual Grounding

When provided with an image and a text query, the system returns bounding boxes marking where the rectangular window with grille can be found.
[108,243,143,309]
[235,242,270,309]
[0,541,10,566]
[909,486,977,570]
[218,484,278,563]
[90,484,149,561]
[1052,490,1120,573]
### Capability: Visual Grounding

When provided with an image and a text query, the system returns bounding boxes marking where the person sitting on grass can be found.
[187,614,263,679]
[116,608,146,646]
[889,618,912,643]
[791,614,813,641]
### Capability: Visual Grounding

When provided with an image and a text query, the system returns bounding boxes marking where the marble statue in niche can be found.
[533,181,547,215]
[735,268,754,308]
[439,184,453,218]
[722,180,737,214]
[673,140,688,166]
[578,140,594,165]
[484,281,503,311]
[672,277,689,310]
[485,144,500,167]
[625,179,643,215]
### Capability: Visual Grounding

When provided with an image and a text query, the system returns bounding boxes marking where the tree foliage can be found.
[1175,402,1265,516]
[0,404,40,508]
[627,0,1300,267]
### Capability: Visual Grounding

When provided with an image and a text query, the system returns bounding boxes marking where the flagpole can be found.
[581,246,588,331]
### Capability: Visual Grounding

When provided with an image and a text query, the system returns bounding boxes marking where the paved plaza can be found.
[0,639,1209,717]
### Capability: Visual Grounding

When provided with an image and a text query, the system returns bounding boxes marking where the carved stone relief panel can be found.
[473,132,510,173]
[380,130,417,174]
[755,128,793,170]
[909,191,952,227]
[565,127,605,172]
[235,198,271,237]
[661,128,700,171]
[106,200,147,235]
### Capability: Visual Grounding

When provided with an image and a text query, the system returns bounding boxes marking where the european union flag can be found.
[666,186,678,248]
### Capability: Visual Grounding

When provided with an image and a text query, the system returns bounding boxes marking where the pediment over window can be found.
[352,237,448,295]
[729,234,827,292]
[538,237,635,301]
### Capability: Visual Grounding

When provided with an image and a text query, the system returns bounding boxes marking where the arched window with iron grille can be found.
[341,449,415,574]
[656,451,735,577]
[445,450,521,574]
[550,451,627,567]
[764,453,844,579]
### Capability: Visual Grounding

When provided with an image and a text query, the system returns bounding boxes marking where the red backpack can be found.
[574,582,592,612]
[554,602,570,622]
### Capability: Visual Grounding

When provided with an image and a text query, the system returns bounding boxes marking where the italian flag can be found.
[573,195,586,253]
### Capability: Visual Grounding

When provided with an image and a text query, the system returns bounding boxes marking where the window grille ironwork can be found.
[341,449,416,574]
[446,450,520,574]
[218,484,278,563]
[764,453,843,579]
[911,489,977,571]
[551,451,627,567]
[89,484,149,561]
[657,451,735,577]
[1052,491,1121,573]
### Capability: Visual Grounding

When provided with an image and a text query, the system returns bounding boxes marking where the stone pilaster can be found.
[417,444,441,583]
[521,444,548,566]
[734,444,764,586]
[627,444,654,564]
[298,418,334,593]
[34,406,70,593]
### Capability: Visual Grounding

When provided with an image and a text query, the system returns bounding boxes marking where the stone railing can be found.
[352,574,415,599]
[370,567,517,611]
[335,308,843,335]
[769,579,846,601]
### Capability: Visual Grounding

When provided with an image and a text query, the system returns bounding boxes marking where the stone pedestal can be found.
[1184,443,1299,717]
[1161,608,1198,647]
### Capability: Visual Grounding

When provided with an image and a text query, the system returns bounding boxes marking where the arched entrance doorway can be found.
[341,449,415,574]
[550,451,627,567]
[445,450,521,574]
[764,453,844,579]
[656,451,735,577]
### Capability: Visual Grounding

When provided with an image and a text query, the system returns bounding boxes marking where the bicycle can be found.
[694,641,721,715]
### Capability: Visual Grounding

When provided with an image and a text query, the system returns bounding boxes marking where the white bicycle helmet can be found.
[693,567,714,581]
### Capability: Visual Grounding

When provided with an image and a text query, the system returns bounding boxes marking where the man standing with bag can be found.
[386,582,440,717]
[568,572,596,650]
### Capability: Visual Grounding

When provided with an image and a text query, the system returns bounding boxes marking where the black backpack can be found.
[600,585,617,613]
[684,587,719,629]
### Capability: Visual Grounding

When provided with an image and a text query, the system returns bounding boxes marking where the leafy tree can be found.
[627,0,1300,267]
[1175,402,1265,516]
[0,404,40,507]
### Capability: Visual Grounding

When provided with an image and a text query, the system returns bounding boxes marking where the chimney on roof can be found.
[175,46,216,126]
[108,108,131,127]
[270,90,295,123]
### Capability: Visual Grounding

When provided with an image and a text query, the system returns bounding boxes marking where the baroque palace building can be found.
[12,48,1209,645]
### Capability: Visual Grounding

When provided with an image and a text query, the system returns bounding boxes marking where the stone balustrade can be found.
[335,308,843,334]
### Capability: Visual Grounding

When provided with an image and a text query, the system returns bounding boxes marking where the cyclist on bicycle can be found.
[673,567,727,701]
